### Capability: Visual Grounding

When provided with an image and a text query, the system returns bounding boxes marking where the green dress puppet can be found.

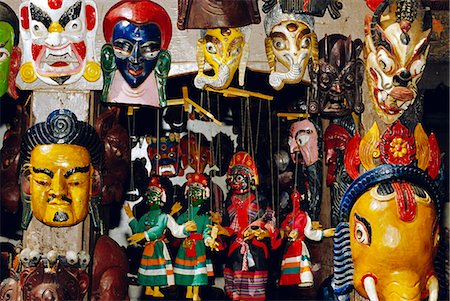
[125,176,194,297]
[174,173,218,301]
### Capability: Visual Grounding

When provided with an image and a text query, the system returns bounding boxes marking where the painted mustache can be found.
[48,196,72,204]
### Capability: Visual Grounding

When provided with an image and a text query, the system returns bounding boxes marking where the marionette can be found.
[18,0,100,85]
[364,0,432,124]
[331,120,442,300]
[95,107,130,204]
[0,2,21,99]
[19,109,102,229]
[308,34,364,117]
[279,189,334,287]
[102,0,172,107]
[124,176,194,297]
[212,151,276,301]
[263,2,318,90]
[194,26,250,90]
[288,119,323,220]
[180,132,211,174]
[177,0,260,30]
[147,133,183,177]
[174,173,218,301]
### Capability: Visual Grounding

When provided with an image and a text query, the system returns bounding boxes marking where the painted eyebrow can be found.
[0,41,7,48]
[64,165,90,178]
[59,0,82,28]
[30,2,52,29]
[32,167,54,178]
[354,212,372,244]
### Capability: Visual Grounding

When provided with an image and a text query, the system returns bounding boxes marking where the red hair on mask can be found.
[103,0,172,49]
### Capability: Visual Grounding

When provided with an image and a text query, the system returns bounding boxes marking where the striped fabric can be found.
[224,268,268,301]
[138,240,174,286]
[279,240,313,287]
[174,254,213,285]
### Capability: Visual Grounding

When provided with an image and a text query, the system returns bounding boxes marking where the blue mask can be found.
[112,21,161,88]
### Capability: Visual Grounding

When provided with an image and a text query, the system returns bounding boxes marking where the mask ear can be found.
[265,37,276,72]
[196,39,206,75]
[20,164,32,230]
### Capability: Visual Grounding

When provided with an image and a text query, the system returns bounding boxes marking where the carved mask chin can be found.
[19,0,99,85]
[194,27,245,90]
[364,3,431,124]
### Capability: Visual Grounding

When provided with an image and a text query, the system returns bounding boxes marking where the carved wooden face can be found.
[19,0,98,85]
[364,8,430,124]
[194,27,245,90]
[147,137,182,177]
[288,119,319,166]
[315,35,364,117]
[350,183,438,300]
[265,20,317,90]
[29,144,93,227]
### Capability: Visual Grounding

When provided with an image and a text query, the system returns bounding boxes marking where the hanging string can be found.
[156,109,161,176]
[254,99,262,154]
[276,115,281,227]
[268,101,275,213]
[127,109,135,196]
[206,90,214,212]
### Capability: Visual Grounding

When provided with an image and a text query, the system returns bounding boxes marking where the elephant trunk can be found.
[194,64,231,89]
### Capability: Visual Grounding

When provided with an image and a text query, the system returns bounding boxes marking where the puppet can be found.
[288,119,322,220]
[146,133,183,177]
[174,173,218,301]
[0,2,21,99]
[18,0,100,85]
[279,189,334,286]
[124,176,193,297]
[102,0,172,107]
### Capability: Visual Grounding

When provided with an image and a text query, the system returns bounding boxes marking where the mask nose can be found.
[394,69,412,87]
[49,170,67,199]
[128,43,140,64]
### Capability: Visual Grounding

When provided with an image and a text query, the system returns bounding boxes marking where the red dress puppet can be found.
[215,152,276,301]
[279,189,334,287]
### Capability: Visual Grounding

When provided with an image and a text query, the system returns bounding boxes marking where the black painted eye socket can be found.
[354,213,371,246]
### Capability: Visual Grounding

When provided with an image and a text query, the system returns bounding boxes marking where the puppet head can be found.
[264,3,318,90]
[288,119,319,166]
[146,133,182,177]
[145,176,167,210]
[309,34,364,117]
[0,2,21,99]
[364,1,432,124]
[185,173,209,207]
[194,27,250,90]
[18,0,100,85]
[180,132,211,173]
[227,151,258,195]
[20,109,102,228]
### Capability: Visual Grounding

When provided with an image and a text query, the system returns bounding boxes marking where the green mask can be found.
[0,21,14,97]
[188,186,205,207]
[145,188,163,211]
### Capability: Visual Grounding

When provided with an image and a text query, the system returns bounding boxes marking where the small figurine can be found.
[0,2,21,99]
[279,189,334,287]
[124,175,194,297]
[216,151,276,301]
[174,173,218,301]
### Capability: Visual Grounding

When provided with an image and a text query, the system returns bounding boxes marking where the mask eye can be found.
[354,213,371,245]
[301,37,310,49]
[205,42,217,54]
[65,19,82,33]
[272,37,286,51]
[376,50,395,75]
[0,48,10,62]
[31,21,48,38]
